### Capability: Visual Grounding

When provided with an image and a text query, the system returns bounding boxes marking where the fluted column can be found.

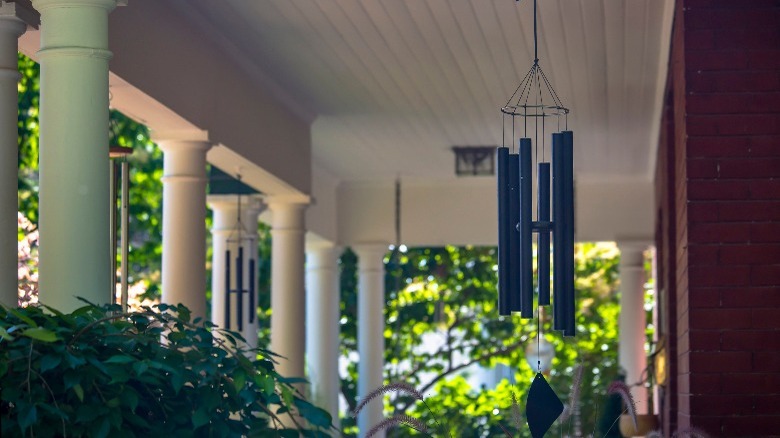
[209,194,264,347]
[268,197,308,381]
[306,242,341,431]
[618,241,649,414]
[0,3,28,307]
[34,0,120,311]
[156,132,211,321]
[354,243,387,438]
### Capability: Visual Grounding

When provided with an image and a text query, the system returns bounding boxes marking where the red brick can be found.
[749,50,780,69]
[688,244,720,266]
[720,244,780,265]
[688,136,750,157]
[713,28,780,50]
[690,351,752,372]
[685,50,749,70]
[689,265,750,286]
[719,201,780,222]
[688,202,719,222]
[688,180,751,200]
[689,329,722,349]
[690,394,755,415]
[687,71,780,93]
[718,158,780,179]
[689,372,721,394]
[721,330,780,351]
[752,222,780,242]
[721,416,780,435]
[749,180,780,200]
[684,29,714,50]
[754,351,780,372]
[721,287,780,308]
[722,373,780,394]
[686,159,720,179]
[686,92,748,114]
[689,222,751,243]
[752,307,780,329]
[685,9,747,30]
[750,135,780,157]
[751,265,780,286]
[754,395,780,414]
[689,308,752,329]
[752,93,780,113]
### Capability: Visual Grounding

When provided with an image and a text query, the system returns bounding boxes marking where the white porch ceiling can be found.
[171,0,671,184]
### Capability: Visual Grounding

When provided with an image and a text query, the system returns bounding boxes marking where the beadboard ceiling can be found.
[170,0,672,184]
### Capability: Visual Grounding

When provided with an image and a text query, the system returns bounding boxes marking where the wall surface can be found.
[656,0,780,434]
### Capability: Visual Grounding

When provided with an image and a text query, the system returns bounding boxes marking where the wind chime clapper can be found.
[109,145,132,312]
[496,1,576,337]
[224,176,257,333]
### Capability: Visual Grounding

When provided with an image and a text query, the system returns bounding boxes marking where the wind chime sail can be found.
[496,0,575,338]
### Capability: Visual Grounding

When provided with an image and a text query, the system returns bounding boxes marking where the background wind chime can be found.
[496,0,575,436]
[223,175,257,334]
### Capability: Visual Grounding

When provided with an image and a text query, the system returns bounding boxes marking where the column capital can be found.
[31,0,121,12]
[265,193,311,208]
[207,194,264,212]
[0,1,38,30]
[616,239,649,268]
[151,129,210,147]
[353,243,388,272]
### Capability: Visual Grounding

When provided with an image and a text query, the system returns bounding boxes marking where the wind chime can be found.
[223,176,256,332]
[496,0,575,436]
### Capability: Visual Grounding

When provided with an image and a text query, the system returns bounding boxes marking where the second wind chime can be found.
[223,176,256,332]
[496,0,575,436]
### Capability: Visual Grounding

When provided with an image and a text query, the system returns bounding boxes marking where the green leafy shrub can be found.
[0,302,333,437]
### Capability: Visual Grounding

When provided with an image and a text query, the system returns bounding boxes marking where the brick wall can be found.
[656,0,780,435]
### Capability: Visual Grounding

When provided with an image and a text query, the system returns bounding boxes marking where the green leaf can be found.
[119,388,139,412]
[21,327,58,342]
[39,354,62,373]
[294,398,332,428]
[8,308,37,327]
[18,403,37,431]
[233,369,247,392]
[132,360,148,376]
[105,355,135,364]
[171,371,185,394]
[192,408,210,429]
[0,326,15,341]
[73,383,84,401]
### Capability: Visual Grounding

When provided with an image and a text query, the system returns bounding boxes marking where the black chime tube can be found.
[237,247,244,332]
[225,249,231,330]
[563,131,576,337]
[497,147,511,316]
[249,258,256,323]
[538,162,551,306]
[508,153,522,313]
[552,133,564,331]
[519,138,533,318]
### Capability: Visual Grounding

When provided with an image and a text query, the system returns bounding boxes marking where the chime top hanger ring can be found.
[501,104,569,118]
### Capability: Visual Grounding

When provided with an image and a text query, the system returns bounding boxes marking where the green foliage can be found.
[0,302,333,437]
[339,243,622,437]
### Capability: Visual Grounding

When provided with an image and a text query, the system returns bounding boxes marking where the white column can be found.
[156,132,211,321]
[306,242,341,431]
[618,241,649,414]
[0,4,27,307]
[209,194,263,347]
[354,244,387,438]
[34,0,119,311]
[268,197,308,381]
